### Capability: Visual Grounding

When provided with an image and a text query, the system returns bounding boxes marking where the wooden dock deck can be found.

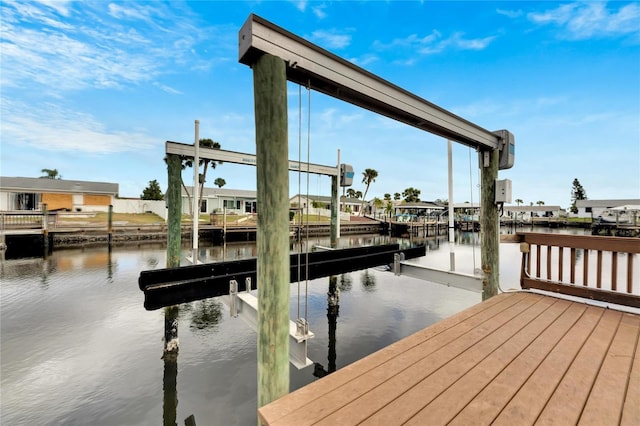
[258,291,639,425]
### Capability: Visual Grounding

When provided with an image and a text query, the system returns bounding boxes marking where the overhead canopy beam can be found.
[239,14,500,150]
[166,141,338,176]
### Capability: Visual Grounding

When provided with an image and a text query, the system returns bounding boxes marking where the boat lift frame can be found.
[165,140,345,369]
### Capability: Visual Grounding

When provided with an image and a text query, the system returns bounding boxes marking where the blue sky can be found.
[1,1,639,208]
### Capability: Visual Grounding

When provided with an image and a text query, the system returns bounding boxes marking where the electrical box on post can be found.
[340,164,354,187]
[495,179,512,204]
[493,130,515,170]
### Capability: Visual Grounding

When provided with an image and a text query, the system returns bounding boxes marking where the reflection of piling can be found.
[42,203,49,254]
[162,346,178,426]
[327,276,338,374]
[108,204,113,247]
[162,302,179,426]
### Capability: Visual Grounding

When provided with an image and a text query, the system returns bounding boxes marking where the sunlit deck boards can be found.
[258,291,640,425]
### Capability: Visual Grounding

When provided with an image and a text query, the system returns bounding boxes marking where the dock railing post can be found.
[254,52,290,408]
[480,149,500,300]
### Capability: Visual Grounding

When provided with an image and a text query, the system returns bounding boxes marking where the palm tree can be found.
[214,178,226,188]
[385,201,394,221]
[346,188,356,198]
[166,138,222,216]
[515,198,523,206]
[197,138,222,212]
[393,192,401,201]
[359,168,378,216]
[536,200,545,206]
[373,197,383,218]
[40,168,61,179]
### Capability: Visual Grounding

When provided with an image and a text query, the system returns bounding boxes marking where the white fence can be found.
[113,199,167,221]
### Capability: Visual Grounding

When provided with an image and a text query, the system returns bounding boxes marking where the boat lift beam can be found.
[239,14,501,151]
[166,141,338,176]
[225,280,314,370]
[394,258,483,293]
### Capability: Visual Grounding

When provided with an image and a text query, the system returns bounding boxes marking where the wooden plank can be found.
[558,246,564,281]
[533,309,622,425]
[405,298,576,425]
[627,253,634,294]
[546,245,552,279]
[521,278,640,308]
[583,248,589,286]
[535,244,541,278]
[580,312,640,424]
[491,306,606,425]
[517,232,640,253]
[612,252,618,291]
[570,247,576,283]
[621,315,640,426]
[336,295,555,425]
[597,250,603,288]
[258,292,530,425]
[268,294,540,426]
[448,302,594,425]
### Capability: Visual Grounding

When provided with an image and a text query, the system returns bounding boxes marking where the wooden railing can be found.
[0,211,57,231]
[517,232,640,308]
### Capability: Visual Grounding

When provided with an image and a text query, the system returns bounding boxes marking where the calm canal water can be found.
[1,229,590,425]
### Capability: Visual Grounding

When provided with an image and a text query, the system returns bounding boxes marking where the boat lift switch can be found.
[494,129,515,170]
[495,179,512,204]
[340,164,354,187]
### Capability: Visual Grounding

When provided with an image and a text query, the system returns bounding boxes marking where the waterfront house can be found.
[575,198,640,219]
[290,194,362,216]
[182,186,257,215]
[0,176,118,212]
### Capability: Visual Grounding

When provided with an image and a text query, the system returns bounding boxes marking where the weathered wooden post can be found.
[42,203,49,254]
[254,53,290,408]
[330,174,339,248]
[107,204,113,248]
[166,153,182,269]
[480,149,500,300]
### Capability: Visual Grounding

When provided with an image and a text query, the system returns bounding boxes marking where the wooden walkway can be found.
[258,291,640,425]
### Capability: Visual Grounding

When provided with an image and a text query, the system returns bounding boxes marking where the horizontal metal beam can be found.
[239,14,500,150]
[139,244,426,310]
[166,141,338,176]
[398,261,483,293]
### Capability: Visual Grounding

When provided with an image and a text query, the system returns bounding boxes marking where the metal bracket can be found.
[229,279,238,317]
[393,261,483,293]
[222,285,314,369]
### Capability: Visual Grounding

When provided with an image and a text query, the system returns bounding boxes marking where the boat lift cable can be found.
[297,84,302,321]
[469,146,477,271]
[304,81,311,324]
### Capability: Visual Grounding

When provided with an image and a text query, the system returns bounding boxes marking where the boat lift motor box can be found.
[495,179,512,204]
[340,164,354,187]
[493,130,515,170]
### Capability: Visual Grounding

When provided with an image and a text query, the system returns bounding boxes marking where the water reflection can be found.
[314,275,339,379]
[360,269,377,291]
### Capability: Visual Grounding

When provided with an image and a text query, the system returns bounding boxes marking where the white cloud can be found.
[496,8,523,19]
[373,29,496,62]
[1,100,156,154]
[310,29,352,49]
[0,1,230,94]
[313,4,328,19]
[528,2,640,39]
